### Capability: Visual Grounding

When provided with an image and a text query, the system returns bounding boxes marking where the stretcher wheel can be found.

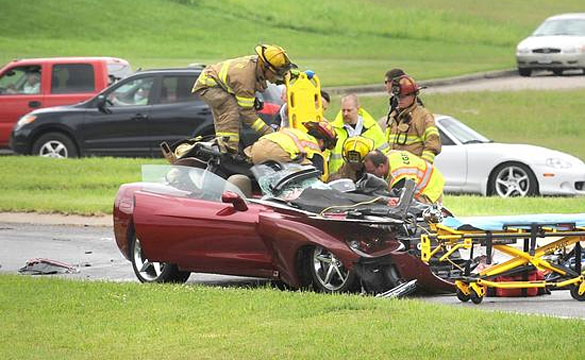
[456,288,471,302]
[570,285,585,301]
[470,290,484,304]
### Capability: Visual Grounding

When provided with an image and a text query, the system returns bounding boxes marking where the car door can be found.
[80,75,155,157]
[434,127,468,190]
[43,62,99,108]
[147,73,213,153]
[133,167,274,277]
[0,64,44,147]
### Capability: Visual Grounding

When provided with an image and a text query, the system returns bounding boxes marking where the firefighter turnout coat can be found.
[192,55,273,150]
[245,128,325,173]
[386,102,441,163]
[386,150,444,203]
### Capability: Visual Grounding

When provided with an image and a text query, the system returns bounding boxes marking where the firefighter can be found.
[385,75,441,163]
[244,120,337,175]
[363,149,445,204]
[192,44,295,153]
[328,94,387,175]
[328,136,374,182]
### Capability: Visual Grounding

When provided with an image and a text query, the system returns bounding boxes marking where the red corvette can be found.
[113,164,455,294]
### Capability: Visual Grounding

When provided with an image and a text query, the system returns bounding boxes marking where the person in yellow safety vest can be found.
[328,136,374,182]
[363,149,445,204]
[329,94,388,175]
[244,121,337,175]
[385,74,441,163]
[192,44,295,153]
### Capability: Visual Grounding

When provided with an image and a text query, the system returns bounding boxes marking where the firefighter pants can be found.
[197,87,242,152]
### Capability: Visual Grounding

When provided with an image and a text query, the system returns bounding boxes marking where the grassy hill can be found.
[1,0,583,85]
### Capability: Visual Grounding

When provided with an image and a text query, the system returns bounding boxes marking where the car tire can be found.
[309,245,357,293]
[129,229,190,283]
[32,132,78,158]
[487,162,538,198]
[518,68,531,77]
[552,69,564,76]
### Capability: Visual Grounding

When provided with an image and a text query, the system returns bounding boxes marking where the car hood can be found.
[29,102,88,116]
[518,35,585,49]
[469,142,585,167]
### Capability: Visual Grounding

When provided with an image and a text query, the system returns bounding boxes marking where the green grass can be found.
[1,274,582,359]
[0,157,165,215]
[1,0,584,85]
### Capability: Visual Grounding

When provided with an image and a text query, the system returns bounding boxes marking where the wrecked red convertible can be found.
[113,162,460,294]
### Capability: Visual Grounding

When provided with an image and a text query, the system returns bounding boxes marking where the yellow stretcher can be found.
[420,214,585,304]
[285,71,324,131]
[284,70,330,180]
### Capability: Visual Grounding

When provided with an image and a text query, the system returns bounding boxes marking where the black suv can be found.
[10,68,283,158]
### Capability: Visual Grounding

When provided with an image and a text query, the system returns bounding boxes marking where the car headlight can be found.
[565,45,585,54]
[546,158,573,169]
[14,114,37,131]
[516,47,531,54]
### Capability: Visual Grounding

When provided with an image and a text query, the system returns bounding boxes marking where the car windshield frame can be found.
[438,117,491,145]
[533,18,585,36]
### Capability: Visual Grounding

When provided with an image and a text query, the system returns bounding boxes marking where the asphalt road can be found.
[2,221,584,319]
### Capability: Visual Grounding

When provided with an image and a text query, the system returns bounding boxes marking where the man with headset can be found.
[385,73,441,164]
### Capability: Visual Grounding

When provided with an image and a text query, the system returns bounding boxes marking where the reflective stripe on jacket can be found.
[329,108,387,174]
[387,151,444,203]
[263,128,322,161]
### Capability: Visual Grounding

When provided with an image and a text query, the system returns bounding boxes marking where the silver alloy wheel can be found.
[39,140,68,158]
[132,236,167,281]
[312,246,350,291]
[494,165,531,197]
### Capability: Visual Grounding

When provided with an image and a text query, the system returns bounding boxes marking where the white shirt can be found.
[343,116,364,137]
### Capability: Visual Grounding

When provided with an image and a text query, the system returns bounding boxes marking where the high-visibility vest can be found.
[329,108,388,174]
[263,128,322,161]
[387,151,444,203]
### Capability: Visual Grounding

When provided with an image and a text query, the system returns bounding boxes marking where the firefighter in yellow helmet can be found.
[192,44,295,153]
[244,120,337,175]
[328,136,374,182]
[385,74,441,163]
[363,149,445,204]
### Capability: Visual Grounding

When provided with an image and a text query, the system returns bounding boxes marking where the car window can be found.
[51,64,95,94]
[159,74,199,104]
[107,77,155,107]
[439,129,455,146]
[0,65,41,95]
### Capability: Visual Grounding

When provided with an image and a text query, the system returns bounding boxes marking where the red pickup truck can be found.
[0,57,131,148]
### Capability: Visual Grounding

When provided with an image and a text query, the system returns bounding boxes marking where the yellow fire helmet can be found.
[255,44,294,76]
[342,136,375,164]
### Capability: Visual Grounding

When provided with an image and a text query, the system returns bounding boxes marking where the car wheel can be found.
[130,230,190,283]
[309,246,356,293]
[488,162,538,198]
[552,69,564,76]
[518,68,531,77]
[32,132,78,158]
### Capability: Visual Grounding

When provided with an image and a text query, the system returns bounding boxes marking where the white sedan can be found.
[434,115,585,197]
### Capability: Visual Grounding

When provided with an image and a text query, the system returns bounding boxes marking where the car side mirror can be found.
[221,191,248,211]
[96,94,110,113]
